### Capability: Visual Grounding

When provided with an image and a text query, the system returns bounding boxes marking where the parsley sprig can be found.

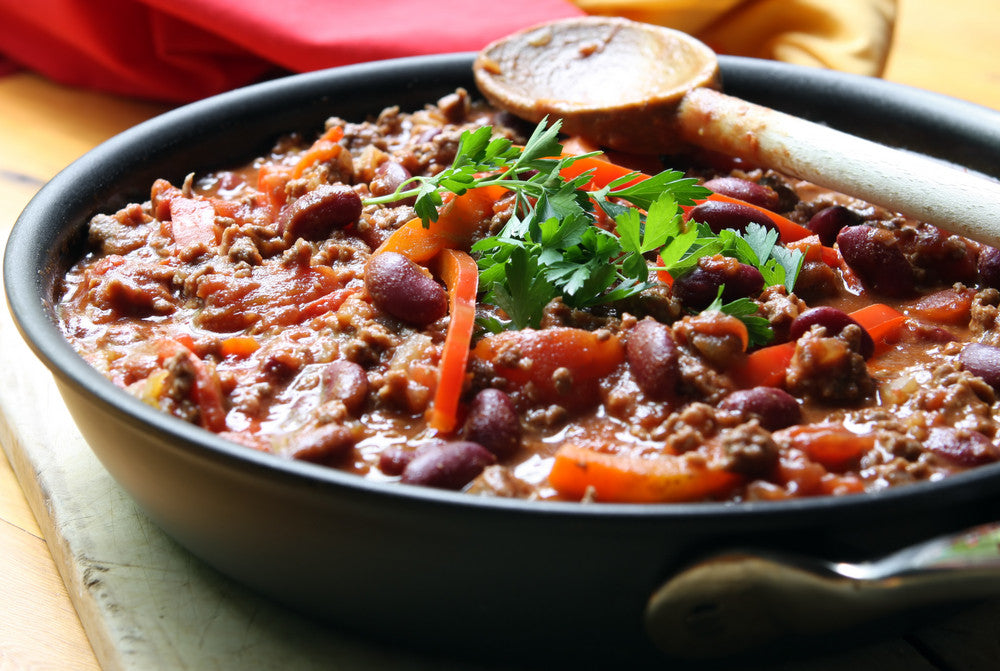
[656,222,804,347]
[363,118,803,340]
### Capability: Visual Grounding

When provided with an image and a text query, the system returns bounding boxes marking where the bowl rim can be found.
[7,51,1000,525]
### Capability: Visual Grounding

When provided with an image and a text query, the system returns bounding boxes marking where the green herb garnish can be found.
[364,118,803,337]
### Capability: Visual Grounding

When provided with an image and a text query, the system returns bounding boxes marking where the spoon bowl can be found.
[474,16,720,153]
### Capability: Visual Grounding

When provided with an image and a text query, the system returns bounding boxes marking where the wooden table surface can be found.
[2,2,1000,669]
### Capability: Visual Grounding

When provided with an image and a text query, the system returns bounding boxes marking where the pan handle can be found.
[644,522,1000,660]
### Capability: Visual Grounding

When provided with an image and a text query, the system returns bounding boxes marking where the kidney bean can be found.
[278,184,362,242]
[370,160,416,206]
[401,441,496,490]
[719,387,801,431]
[789,306,875,359]
[463,389,521,459]
[364,251,448,326]
[806,205,863,246]
[286,423,355,463]
[671,268,721,310]
[726,263,766,298]
[836,224,915,297]
[626,318,678,398]
[686,199,778,235]
[379,445,414,476]
[978,246,1000,288]
[960,343,1000,392]
[925,427,1000,467]
[672,256,765,310]
[702,176,781,211]
[320,360,368,415]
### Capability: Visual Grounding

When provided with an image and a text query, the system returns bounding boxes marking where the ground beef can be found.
[718,422,780,477]
[906,362,996,434]
[970,288,1000,345]
[675,347,736,405]
[465,465,536,498]
[88,207,151,255]
[793,260,841,301]
[757,285,805,342]
[653,403,718,452]
[904,223,978,285]
[786,328,874,403]
[539,298,620,331]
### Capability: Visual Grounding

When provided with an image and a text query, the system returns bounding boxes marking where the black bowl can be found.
[8,53,1000,668]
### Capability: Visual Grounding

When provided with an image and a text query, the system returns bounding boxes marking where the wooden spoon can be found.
[474,16,1000,248]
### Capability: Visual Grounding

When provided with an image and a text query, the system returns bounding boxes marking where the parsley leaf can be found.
[594,169,707,210]
[492,252,552,329]
[770,244,806,292]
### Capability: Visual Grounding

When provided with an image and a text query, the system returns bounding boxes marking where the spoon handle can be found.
[677,87,1000,248]
[644,522,1000,660]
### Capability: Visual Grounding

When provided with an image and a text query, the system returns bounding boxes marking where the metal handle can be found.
[644,523,1000,660]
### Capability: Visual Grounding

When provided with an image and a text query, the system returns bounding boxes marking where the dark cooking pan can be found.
[8,53,1000,669]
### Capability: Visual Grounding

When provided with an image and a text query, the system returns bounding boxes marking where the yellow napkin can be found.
[571,0,897,76]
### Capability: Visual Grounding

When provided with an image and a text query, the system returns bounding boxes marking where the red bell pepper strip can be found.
[220,336,260,359]
[471,327,625,411]
[731,341,796,388]
[549,441,743,503]
[376,185,507,263]
[786,234,841,267]
[297,286,361,321]
[655,255,675,287]
[257,162,293,211]
[558,153,648,191]
[850,303,906,355]
[558,136,663,188]
[907,286,976,325]
[778,424,877,471]
[427,248,480,433]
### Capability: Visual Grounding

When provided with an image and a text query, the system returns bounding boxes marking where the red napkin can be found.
[0,0,583,102]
